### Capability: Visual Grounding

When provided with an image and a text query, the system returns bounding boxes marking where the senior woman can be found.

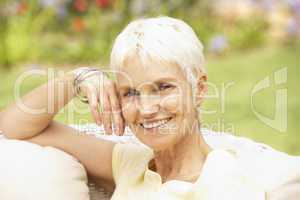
[0,17,265,199]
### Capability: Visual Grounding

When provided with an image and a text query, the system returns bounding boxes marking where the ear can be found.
[194,72,208,107]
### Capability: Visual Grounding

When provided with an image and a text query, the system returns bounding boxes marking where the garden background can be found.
[0,0,299,154]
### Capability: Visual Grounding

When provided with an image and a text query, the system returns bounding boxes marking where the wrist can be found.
[69,67,102,103]
[53,71,77,101]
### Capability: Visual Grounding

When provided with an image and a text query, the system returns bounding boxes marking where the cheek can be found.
[160,89,189,114]
[160,94,181,114]
[121,101,137,123]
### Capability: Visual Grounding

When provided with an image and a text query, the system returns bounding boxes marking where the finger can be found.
[86,87,102,125]
[108,84,125,136]
[100,89,112,135]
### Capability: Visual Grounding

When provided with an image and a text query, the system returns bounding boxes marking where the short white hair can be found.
[110,16,206,90]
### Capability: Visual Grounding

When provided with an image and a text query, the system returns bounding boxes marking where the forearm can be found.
[0,72,76,139]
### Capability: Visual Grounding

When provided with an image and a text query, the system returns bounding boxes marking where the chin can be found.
[134,126,179,151]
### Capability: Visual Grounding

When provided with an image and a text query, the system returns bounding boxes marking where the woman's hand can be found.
[73,68,125,135]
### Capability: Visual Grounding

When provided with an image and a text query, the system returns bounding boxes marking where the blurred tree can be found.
[0,0,297,67]
[0,0,10,69]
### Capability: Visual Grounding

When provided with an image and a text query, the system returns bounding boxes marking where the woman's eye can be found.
[123,89,139,97]
[158,83,174,91]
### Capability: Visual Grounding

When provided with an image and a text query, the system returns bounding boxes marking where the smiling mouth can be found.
[140,117,173,129]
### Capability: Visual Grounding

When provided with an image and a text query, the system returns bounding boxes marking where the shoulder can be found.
[214,147,300,199]
[204,130,300,193]
[112,142,153,184]
[200,149,266,200]
[112,142,153,163]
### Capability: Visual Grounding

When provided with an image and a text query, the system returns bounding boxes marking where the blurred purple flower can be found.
[39,0,68,20]
[286,17,300,36]
[249,0,260,5]
[40,0,57,8]
[287,0,300,15]
[260,0,275,12]
[56,5,67,19]
[130,0,150,16]
[209,35,229,55]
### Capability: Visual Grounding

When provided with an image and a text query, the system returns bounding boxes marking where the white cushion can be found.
[0,139,90,200]
[0,125,299,200]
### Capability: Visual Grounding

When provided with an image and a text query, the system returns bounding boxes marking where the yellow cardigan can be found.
[111,143,265,200]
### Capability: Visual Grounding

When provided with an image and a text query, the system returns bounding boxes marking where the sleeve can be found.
[112,142,153,184]
[267,175,300,200]
[201,149,266,200]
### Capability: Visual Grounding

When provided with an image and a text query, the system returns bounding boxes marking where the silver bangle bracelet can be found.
[73,67,101,103]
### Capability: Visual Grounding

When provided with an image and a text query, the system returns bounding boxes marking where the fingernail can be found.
[113,124,118,132]
[107,126,112,134]
[118,125,123,136]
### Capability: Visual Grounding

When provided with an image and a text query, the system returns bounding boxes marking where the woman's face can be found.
[116,55,201,151]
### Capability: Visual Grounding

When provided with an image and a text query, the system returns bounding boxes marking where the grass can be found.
[0,45,299,155]
[203,45,300,155]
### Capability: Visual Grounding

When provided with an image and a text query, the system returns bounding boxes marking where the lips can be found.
[140,117,172,129]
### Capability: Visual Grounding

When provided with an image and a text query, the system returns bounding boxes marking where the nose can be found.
[138,94,160,118]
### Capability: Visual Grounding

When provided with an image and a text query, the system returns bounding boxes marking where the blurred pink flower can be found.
[74,0,88,12]
[96,0,111,8]
[3,2,19,16]
[17,1,28,15]
[72,17,86,32]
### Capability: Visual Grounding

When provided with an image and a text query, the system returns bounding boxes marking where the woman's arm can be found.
[0,71,118,189]
[27,120,116,191]
[0,69,124,139]
[0,73,74,139]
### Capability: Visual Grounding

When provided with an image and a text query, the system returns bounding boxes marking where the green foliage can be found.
[228,18,267,50]
[0,0,59,68]
[1,0,294,68]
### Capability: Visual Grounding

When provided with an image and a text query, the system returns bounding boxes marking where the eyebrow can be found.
[153,77,178,84]
[118,77,178,90]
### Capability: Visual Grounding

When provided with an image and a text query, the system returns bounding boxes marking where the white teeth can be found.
[142,118,171,129]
